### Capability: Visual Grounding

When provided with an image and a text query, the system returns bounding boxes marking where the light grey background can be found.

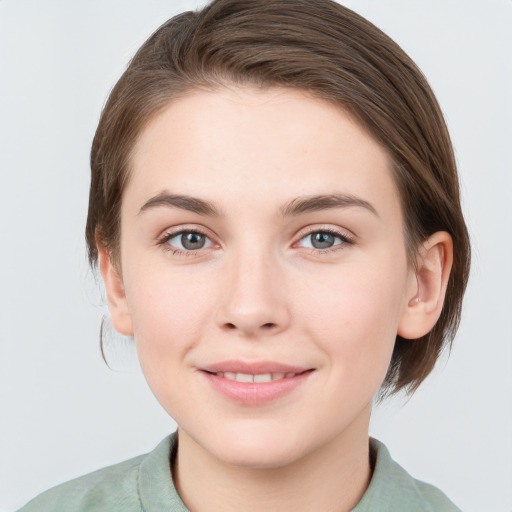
[1,1,511,511]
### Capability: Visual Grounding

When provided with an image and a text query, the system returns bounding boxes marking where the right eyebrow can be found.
[280,193,378,218]
[138,192,222,217]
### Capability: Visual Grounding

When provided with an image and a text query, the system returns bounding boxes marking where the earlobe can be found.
[398,231,453,340]
[98,247,134,337]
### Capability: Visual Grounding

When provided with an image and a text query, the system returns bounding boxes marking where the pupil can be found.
[181,232,205,250]
[311,232,334,249]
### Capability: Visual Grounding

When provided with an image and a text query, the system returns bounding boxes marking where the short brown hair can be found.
[86,0,471,395]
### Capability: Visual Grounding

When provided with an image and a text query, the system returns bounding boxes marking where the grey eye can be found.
[181,232,206,250]
[297,231,345,250]
[166,231,213,251]
[310,232,336,249]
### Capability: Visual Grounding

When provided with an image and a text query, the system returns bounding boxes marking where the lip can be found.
[199,360,314,406]
[202,360,309,375]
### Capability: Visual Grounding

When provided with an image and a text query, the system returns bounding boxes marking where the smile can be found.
[200,362,314,405]
[211,372,299,383]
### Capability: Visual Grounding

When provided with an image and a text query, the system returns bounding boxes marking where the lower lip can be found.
[201,371,313,406]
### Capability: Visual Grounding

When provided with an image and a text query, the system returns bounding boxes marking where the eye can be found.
[163,230,214,252]
[296,230,351,250]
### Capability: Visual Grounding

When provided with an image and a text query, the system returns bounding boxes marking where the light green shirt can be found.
[19,433,461,511]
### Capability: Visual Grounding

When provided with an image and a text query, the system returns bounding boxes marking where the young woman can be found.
[19,0,470,510]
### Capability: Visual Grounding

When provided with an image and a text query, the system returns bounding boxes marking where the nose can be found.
[216,248,291,338]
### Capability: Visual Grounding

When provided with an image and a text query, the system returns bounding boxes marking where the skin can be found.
[100,86,453,511]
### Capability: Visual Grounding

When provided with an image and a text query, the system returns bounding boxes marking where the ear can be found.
[98,247,134,337]
[398,231,453,339]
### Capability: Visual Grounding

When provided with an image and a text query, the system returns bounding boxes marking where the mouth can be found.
[199,361,314,405]
[205,370,307,383]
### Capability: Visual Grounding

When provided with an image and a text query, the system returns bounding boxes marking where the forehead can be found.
[127,86,400,219]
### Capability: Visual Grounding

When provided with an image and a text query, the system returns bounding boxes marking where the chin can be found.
[219,441,303,469]
[201,421,312,469]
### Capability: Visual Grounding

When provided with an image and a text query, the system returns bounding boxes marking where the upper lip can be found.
[200,360,311,375]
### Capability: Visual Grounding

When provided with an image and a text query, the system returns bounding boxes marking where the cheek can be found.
[296,259,407,385]
[125,266,215,370]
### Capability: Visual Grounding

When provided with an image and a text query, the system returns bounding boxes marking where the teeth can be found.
[218,372,296,382]
[236,373,254,383]
[254,374,272,383]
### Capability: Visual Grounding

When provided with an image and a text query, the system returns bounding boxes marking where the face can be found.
[108,87,418,468]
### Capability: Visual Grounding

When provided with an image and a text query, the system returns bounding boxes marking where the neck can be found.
[173,411,372,512]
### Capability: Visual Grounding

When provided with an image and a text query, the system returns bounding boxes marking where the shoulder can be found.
[18,455,145,512]
[353,438,462,512]
[18,435,177,512]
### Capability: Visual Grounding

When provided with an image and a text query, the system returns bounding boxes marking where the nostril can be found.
[223,322,276,331]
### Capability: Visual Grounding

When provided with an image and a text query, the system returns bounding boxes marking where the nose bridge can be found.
[217,240,289,336]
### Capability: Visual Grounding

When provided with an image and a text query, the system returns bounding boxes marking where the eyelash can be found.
[158,227,355,257]
[158,228,213,257]
[295,228,355,255]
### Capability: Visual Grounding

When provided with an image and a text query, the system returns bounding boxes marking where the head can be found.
[86,0,470,405]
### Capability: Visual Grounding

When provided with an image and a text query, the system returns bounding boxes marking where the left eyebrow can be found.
[280,193,379,218]
[138,192,222,217]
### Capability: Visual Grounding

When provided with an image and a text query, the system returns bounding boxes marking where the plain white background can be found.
[1,1,511,510]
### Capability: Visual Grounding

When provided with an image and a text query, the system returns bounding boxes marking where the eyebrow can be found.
[280,193,378,218]
[138,192,378,218]
[139,193,222,217]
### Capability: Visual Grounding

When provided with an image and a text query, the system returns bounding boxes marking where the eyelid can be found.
[156,224,355,257]
[292,226,356,258]
[294,225,356,243]
[158,225,219,255]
